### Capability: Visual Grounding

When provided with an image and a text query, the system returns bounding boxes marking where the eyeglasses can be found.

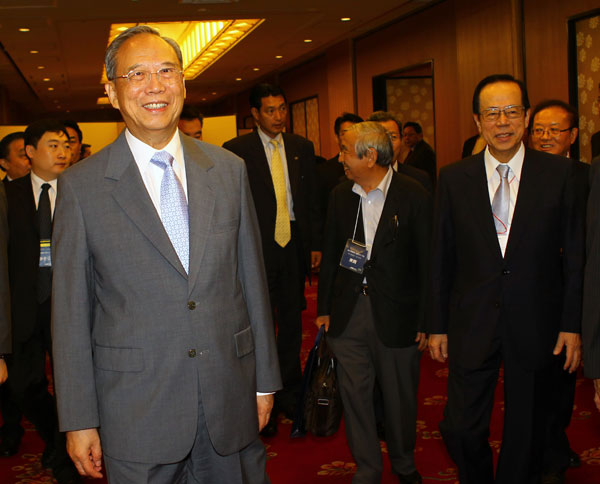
[531,127,572,138]
[480,105,525,122]
[112,67,183,84]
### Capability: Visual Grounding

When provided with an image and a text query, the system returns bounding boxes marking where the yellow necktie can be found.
[270,139,291,247]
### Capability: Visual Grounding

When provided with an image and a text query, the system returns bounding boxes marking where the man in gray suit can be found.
[51,25,281,483]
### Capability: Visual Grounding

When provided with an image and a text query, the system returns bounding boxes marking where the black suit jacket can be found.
[396,162,432,193]
[5,174,44,343]
[405,139,436,186]
[430,149,585,371]
[0,182,11,354]
[317,172,431,347]
[223,131,321,274]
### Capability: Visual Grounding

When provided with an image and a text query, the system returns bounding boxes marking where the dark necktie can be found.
[37,183,52,303]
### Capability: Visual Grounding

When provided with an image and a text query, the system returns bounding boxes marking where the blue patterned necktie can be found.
[150,151,189,273]
[492,164,510,235]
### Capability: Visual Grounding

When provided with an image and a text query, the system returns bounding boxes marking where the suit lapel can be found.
[250,131,275,198]
[463,155,504,261]
[181,136,215,293]
[107,132,187,278]
[504,151,543,261]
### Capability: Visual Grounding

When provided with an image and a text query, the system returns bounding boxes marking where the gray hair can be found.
[367,111,402,133]
[347,121,393,167]
[105,25,183,80]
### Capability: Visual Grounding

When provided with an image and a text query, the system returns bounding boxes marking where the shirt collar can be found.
[352,166,394,198]
[125,128,183,169]
[30,169,57,195]
[257,126,283,148]
[484,142,525,182]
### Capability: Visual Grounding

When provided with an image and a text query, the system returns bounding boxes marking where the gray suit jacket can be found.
[583,158,600,378]
[0,182,10,354]
[52,131,281,463]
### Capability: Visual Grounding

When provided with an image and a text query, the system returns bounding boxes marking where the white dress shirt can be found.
[352,167,393,261]
[126,129,188,220]
[484,143,525,256]
[30,170,58,217]
[257,126,296,221]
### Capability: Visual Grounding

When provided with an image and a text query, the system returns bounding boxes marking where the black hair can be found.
[249,83,287,110]
[403,121,423,134]
[529,99,578,129]
[472,74,530,114]
[62,119,82,143]
[0,132,25,159]
[334,112,364,136]
[24,120,69,150]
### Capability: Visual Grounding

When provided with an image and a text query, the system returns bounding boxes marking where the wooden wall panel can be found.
[524,0,599,108]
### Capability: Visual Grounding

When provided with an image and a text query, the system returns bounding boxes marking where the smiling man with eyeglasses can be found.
[429,74,585,484]
[51,25,280,484]
[529,100,579,158]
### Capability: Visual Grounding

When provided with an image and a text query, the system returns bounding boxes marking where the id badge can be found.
[339,239,368,274]
[39,239,52,267]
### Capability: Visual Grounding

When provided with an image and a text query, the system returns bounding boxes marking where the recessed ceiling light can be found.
[304,39,312,43]
[252,67,260,71]
[19,28,30,32]
[30,50,39,54]
[212,92,217,95]
[37,66,45,70]
[48,87,54,91]
[57,106,62,109]
[202,98,206,101]
[235,77,242,81]
[43,78,51,82]
[275,55,283,59]
[340,17,351,22]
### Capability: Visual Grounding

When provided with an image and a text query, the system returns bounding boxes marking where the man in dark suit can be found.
[583,159,600,414]
[429,75,584,484]
[529,99,587,481]
[178,104,204,140]
[403,121,436,186]
[317,121,430,484]
[0,182,10,381]
[5,119,78,483]
[52,27,280,483]
[368,111,432,192]
[223,84,321,435]
[0,132,30,183]
[316,112,362,220]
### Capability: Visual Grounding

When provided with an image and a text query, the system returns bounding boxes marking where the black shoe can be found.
[541,471,565,484]
[398,470,422,484]
[569,448,581,468]
[41,444,57,468]
[0,436,21,457]
[52,459,82,484]
[260,413,278,438]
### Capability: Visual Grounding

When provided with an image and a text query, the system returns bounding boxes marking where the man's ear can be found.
[25,144,36,160]
[105,82,120,110]
[251,107,260,123]
[367,147,378,167]
[473,114,483,134]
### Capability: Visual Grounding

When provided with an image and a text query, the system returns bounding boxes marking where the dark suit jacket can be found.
[396,162,432,193]
[430,149,585,371]
[5,175,43,343]
[583,159,600,378]
[405,139,436,186]
[223,131,321,274]
[0,182,10,354]
[316,154,346,226]
[317,172,431,347]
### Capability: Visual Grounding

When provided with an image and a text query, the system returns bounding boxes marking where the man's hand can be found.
[415,332,428,352]
[553,332,581,373]
[594,379,600,412]
[315,315,330,332]
[429,334,448,362]
[0,359,7,384]
[66,428,103,478]
[311,251,322,270]
[257,394,274,432]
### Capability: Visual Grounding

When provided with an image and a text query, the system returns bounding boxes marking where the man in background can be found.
[402,121,436,186]
[178,104,204,140]
[63,120,83,165]
[0,132,30,182]
[6,119,76,483]
[529,99,586,484]
[368,111,432,192]
[223,83,321,436]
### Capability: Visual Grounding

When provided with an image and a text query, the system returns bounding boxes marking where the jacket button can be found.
[188,301,196,310]
[188,349,196,358]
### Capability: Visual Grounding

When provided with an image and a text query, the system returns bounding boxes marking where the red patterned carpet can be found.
[0,281,599,483]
